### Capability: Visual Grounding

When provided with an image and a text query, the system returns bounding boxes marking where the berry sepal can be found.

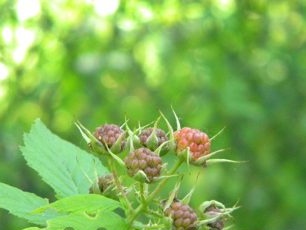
[206,159,246,166]
[89,174,120,200]
[191,149,241,166]
[105,144,125,167]
[75,121,107,154]
[162,178,183,212]
[198,200,239,229]
[132,169,152,183]
[109,131,126,154]
[160,110,179,152]
[137,117,170,155]
[125,123,141,152]
[140,118,162,150]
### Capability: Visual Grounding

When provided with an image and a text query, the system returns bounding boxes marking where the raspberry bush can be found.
[0,110,241,229]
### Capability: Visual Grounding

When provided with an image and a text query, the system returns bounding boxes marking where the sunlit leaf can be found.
[0,183,57,225]
[36,194,121,214]
[47,210,127,229]
[20,119,108,198]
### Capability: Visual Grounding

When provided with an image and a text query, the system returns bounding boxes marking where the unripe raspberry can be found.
[204,204,225,230]
[174,127,210,161]
[164,200,198,230]
[93,124,125,153]
[89,174,114,194]
[139,127,168,151]
[89,174,120,199]
[124,147,162,183]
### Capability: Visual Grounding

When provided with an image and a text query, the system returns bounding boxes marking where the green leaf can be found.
[46,210,128,229]
[0,182,56,225]
[21,119,108,198]
[35,194,125,229]
[36,194,121,214]
[22,228,45,230]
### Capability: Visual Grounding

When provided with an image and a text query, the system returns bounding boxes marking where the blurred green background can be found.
[1,0,306,229]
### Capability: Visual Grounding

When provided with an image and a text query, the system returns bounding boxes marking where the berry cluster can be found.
[76,110,240,229]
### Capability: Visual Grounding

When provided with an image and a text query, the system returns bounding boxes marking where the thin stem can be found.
[148,159,183,200]
[142,224,166,229]
[146,209,165,218]
[134,224,166,230]
[127,159,183,227]
[107,157,134,212]
[139,182,146,204]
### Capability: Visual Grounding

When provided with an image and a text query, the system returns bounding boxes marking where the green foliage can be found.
[46,210,127,230]
[23,228,42,230]
[37,194,121,214]
[21,119,108,198]
[0,120,124,229]
[0,112,237,229]
[0,183,54,225]
[1,0,306,229]
[41,195,126,229]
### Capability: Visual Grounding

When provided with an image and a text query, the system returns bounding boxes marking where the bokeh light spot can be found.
[16,0,41,21]
[101,74,119,89]
[213,0,236,17]
[2,26,13,45]
[53,110,74,133]
[12,27,37,64]
[0,63,9,81]
[92,0,120,17]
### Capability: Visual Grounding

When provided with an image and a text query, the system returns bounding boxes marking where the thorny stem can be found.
[127,159,183,228]
[139,182,146,204]
[107,157,134,213]
[146,209,165,218]
[134,224,166,230]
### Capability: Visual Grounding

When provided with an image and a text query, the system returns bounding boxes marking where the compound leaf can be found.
[36,194,121,214]
[47,210,127,229]
[21,119,108,198]
[0,183,56,225]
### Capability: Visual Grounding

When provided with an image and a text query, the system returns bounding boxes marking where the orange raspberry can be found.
[174,127,210,161]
